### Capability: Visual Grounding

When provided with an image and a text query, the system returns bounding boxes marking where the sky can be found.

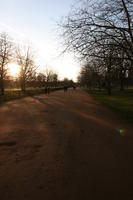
[0,0,80,81]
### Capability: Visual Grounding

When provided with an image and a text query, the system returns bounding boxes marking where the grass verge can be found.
[88,89,133,124]
[0,87,64,104]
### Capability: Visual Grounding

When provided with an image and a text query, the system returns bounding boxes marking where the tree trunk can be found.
[21,77,26,93]
[98,80,101,91]
[0,78,4,95]
[107,67,111,95]
[120,77,124,91]
[120,68,125,91]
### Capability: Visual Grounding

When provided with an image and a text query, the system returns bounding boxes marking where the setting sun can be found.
[8,63,20,77]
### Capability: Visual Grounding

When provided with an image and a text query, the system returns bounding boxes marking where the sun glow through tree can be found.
[8,63,20,78]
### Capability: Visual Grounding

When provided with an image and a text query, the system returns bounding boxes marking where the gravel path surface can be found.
[0,89,133,200]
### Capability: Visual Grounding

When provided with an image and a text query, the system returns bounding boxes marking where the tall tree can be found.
[60,0,133,61]
[0,33,13,95]
[59,0,133,93]
[17,46,37,92]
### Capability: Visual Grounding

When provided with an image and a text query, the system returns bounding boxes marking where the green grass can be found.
[0,88,43,103]
[0,87,64,104]
[88,89,133,124]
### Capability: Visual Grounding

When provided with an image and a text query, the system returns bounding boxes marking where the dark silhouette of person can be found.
[73,85,76,90]
[64,85,68,92]
[45,87,50,94]
[47,87,50,94]
[45,87,48,94]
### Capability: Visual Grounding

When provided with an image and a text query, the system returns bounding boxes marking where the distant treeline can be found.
[0,32,76,96]
[78,59,133,94]
[4,77,75,90]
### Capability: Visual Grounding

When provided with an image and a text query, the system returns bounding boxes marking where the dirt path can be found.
[0,89,133,200]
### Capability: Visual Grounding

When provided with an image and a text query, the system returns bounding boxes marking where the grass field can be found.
[88,89,133,124]
[0,87,63,103]
[0,88,42,103]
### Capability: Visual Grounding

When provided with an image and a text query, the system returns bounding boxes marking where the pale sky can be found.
[0,0,80,81]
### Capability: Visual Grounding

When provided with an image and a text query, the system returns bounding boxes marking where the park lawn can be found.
[0,88,45,103]
[88,89,133,124]
[0,87,64,103]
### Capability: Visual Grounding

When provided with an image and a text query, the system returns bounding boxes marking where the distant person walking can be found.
[73,85,76,90]
[64,85,68,92]
[45,87,50,95]
[45,87,48,94]
[47,87,50,95]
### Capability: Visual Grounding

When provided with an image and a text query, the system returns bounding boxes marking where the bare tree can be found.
[52,73,58,87]
[44,68,58,86]
[16,46,37,92]
[0,33,13,95]
[36,73,46,87]
[60,0,133,61]
[59,0,133,93]
[79,59,104,90]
